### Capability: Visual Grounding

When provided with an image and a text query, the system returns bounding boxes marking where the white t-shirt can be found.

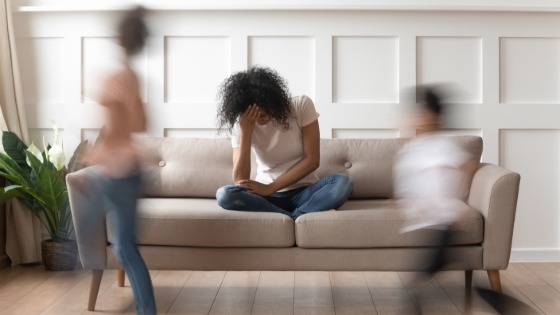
[231,95,320,191]
[393,133,472,232]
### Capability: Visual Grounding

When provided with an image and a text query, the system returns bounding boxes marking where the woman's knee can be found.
[216,185,242,209]
[331,173,354,197]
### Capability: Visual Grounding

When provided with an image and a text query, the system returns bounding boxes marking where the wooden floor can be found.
[0,263,558,314]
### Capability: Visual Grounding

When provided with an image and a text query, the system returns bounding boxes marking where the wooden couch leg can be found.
[465,270,473,289]
[118,268,125,287]
[487,270,502,293]
[88,270,104,311]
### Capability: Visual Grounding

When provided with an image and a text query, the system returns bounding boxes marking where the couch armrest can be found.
[467,163,520,270]
[67,167,107,270]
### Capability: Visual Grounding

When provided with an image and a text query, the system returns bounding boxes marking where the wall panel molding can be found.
[15,0,560,13]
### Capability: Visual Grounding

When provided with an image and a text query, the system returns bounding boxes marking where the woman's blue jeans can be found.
[85,171,156,315]
[216,173,354,219]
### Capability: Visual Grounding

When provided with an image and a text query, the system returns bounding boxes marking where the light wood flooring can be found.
[0,263,559,314]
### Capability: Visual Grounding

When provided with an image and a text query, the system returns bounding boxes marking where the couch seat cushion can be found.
[107,198,295,248]
[295,200,483,249]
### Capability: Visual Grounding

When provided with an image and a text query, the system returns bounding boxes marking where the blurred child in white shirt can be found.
[393,86,476,275]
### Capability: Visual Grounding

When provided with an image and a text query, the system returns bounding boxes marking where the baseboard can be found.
[0,254,11,269]
[510,248,560,262]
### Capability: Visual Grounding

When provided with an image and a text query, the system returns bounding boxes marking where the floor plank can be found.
[0,269,87,315]
[208,271,260,315]
[0,263,28,289]
[294,271,333,308]
[0,265,58,312]
[523,263,560,292]
[472,269,543,314]
[329,272,376,315]
[166,271,225,315]
[398,272,462,315]
[363,272,417,315]
[251,271,294,315]
[40,270,117,315]
[435,271,498,315]
[515,285,560,315]
[501,264,548,287]
[0,263,557,314]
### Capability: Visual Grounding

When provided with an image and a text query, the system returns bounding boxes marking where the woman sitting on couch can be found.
[216,66,353,219]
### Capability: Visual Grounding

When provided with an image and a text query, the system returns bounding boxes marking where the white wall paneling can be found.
[17,37,65,105]
[332,129,400,139]
[500,129,560,260]
[13,5,560,261]
[248,36,315,99]
[164,36,231,104]
[333,36,399,104]
[500,37,560,104]
[14,0,560,13]
[417,36,482,104]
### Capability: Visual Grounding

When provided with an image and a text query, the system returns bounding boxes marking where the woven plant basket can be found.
[41,240,78,271]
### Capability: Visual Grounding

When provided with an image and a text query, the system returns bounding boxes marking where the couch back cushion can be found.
[318,136,482,199]
[136,136,482,198]
[137,137,237,198]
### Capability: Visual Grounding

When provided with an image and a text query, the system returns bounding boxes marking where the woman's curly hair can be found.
[119,6,148,56]
[217,67,293,133]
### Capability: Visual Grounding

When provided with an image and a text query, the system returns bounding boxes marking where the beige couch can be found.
[67,136,520,311]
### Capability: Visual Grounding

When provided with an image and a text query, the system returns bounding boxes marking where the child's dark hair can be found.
[217,66,293,133]
[119,6,148,56]
[417,86,444,116]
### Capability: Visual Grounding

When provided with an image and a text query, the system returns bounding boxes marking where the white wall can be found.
[12,1,560,262]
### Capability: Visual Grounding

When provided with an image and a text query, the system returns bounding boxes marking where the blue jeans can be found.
[86,171,156,315]
[216,173,354,219]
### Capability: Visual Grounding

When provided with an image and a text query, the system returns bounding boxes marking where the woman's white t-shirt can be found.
[231,95,320,192]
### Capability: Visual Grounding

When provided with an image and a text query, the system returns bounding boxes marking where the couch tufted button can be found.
[158,160,166,167]
[344,162,352,169]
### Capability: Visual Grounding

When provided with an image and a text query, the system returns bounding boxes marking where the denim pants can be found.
[86,170,156,315]
[216,173,354,219]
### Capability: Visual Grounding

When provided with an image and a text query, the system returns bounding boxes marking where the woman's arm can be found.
[270,119,320,191]
[232,105,260,183]
[232,145,251,183]
[239,119,320,195]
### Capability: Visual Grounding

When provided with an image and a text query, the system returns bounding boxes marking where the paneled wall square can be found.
[500,129,560,248]
[17,37,65,104]
[249,36,315,99]
[500,38,560,104]
[332,128,400,139]
[165,36,231,104]
[417,37,482,103]
[333,36,399,103]
[82,37,147,103]
[164,128,227,138]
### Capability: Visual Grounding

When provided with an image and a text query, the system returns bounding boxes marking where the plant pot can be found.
[41,239,78,271]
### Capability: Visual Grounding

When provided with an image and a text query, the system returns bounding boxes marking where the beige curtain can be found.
[0,0,42,265]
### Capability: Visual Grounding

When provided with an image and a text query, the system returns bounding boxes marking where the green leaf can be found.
[0,171,23,185]
[0,140,72,242]
[0,153,30,187]
[26,151,69,240]
[0,185,24,203]
[2,131,31,172]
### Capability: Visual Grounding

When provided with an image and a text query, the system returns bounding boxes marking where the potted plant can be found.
[0,125,76,270]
